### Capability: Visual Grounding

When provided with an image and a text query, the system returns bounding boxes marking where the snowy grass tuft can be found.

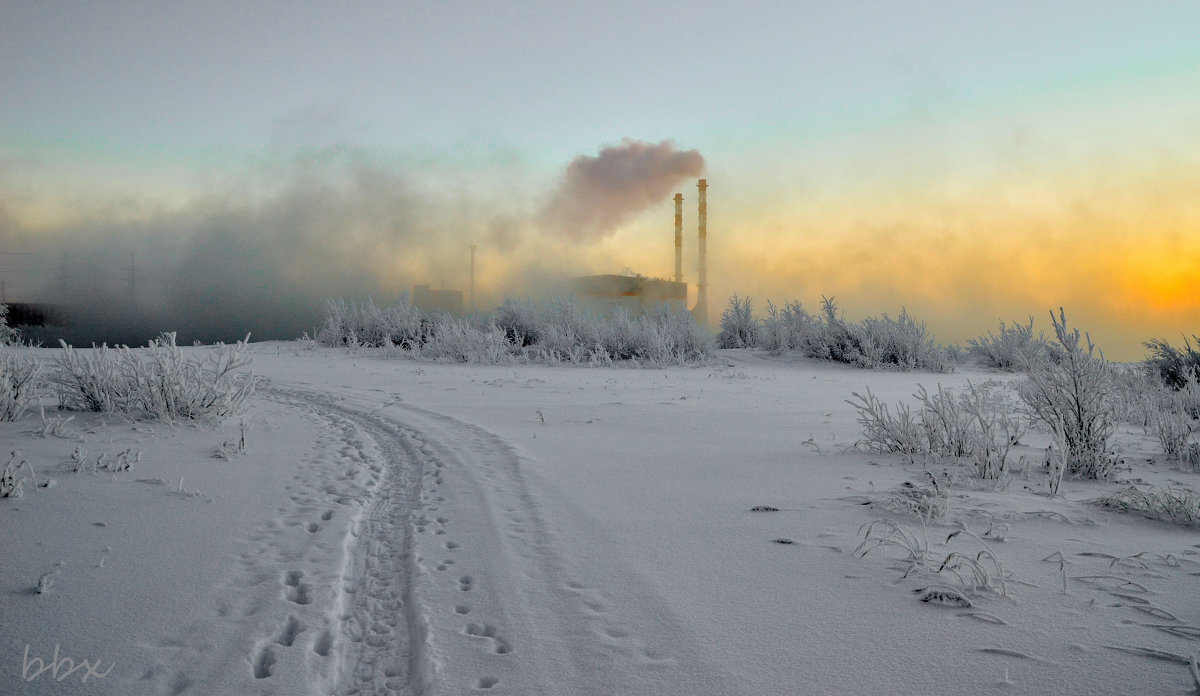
[844,478,950,522]
[855,519,1008,596]
[1088,486,1200,526]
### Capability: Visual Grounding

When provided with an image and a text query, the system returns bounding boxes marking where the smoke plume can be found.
[538,139,705,242]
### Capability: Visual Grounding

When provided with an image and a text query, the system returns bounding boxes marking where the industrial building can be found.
[569,274,686,316]
[569,178,710,324]
[412,285,464,315]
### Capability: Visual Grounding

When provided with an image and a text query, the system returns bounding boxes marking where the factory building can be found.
[569,178,710,324]
[412,284,464,315]
[568,275,687,316]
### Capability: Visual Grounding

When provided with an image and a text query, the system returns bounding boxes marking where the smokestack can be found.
[693,179,708,325]
[673,193,683,284]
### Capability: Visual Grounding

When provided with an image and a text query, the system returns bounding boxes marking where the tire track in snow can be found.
[269,383,735,695]
[366,399,738,696]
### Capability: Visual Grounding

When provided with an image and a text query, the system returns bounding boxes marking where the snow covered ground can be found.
[3,343,1199,695]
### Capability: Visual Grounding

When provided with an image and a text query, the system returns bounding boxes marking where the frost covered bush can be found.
[967,318,1052,371]
[716,295,759,348]
[1,451,37,498]
[420,317,511,364]
[0,348,42,421]
[493,298,542,347]
[317,295,713,366]
[759,300,815,352]
[1115,367,1199,469]
[1017,309,1118,479]
[848,382,1026,478]
[53,333,255,423]
[0,304,19,346]
[1144,336,1200,391]
[318,294,424,349]
[757,297,953,371]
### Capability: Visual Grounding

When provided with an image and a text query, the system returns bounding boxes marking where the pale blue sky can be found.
[4,0,1198,191]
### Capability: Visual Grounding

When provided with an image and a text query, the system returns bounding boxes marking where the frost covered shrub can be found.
[135,333,256,422]
[317,294,713,365]
[717,295,759,348]
[847,388,927,464]
[756,297,953,371]
[420,317,511,364]
[848,382,1025,478]
[1,452,37,498]
[53,343,132,412]
[493,299,542,347]
[1115,367,1199,468]
[0,304,19,346]
[794,297,954,372]
[759,300,818,352]
[317,294,423,349]
[632,304,713,364]
[1017,309,1118,479]
[1144,336,1200,390]
[967,318,1051,371]
[53,333,255,423]
[527,303,712,366]
[0,348,42,421]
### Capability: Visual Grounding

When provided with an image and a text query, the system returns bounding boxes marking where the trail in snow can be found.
[263,382,736,696]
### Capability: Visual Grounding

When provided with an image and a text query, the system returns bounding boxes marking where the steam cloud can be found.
[1,139,705,346]
[538,139,705,241]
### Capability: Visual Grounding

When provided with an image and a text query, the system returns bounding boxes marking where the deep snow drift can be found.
[2,344,1198,695]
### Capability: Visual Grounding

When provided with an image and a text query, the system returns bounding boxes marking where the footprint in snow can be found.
[274,615,305,647]
[252,644,276,679]
[284,571,311,605]
[312,629,334,657]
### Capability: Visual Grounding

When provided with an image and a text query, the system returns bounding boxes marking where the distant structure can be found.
[412,284,464,315]
[692,178,708,326]
[568,178,709,321]
[569,275,686,316]
[4,302,65,329]
[673,192,684,284]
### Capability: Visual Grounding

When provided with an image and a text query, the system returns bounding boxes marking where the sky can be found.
[1,1,1199,358]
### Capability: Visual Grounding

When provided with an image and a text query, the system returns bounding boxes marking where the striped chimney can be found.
[673,193,683,284]
[694,178,708,325]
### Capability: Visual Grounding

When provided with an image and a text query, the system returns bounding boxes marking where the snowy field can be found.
[3,342,1199,695]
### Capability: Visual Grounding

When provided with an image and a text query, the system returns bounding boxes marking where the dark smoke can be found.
[538,139,705,242]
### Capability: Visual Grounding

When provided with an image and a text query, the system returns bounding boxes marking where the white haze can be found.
[1,140,705,347]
